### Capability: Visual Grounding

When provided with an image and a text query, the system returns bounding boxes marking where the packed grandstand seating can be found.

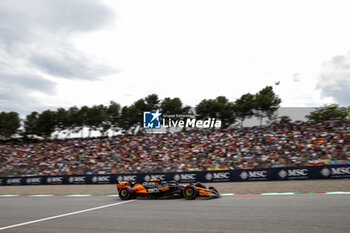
[0,120,349,176]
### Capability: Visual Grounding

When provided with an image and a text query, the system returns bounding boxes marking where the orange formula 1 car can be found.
[116,178,220,200]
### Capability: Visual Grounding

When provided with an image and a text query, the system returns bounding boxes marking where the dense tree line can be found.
[306,104,350,121]
[1,86,347,139]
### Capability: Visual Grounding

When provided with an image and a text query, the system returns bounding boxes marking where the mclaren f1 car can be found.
[116,178,220,200]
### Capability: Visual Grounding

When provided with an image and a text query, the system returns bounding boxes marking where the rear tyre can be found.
[183,185,198,200]
[119,186,134,200]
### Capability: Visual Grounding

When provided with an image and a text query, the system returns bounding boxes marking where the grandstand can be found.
[1,119,349,177]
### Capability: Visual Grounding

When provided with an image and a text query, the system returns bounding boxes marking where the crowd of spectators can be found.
[0,120,349,176]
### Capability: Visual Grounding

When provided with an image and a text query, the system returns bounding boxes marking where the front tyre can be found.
[119,186,134,200]
[183,185,198,200]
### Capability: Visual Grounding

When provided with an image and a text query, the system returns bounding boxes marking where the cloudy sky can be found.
[1,0,350,114]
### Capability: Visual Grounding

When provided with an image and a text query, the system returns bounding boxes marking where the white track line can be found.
[0,200,135,231]
[326,192,350,195]
[261,192,295,196]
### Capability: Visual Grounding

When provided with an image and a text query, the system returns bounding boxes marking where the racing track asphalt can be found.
[0,195,349,233]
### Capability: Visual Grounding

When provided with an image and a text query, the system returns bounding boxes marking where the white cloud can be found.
[317,51,350,105]
[0,0,117,113]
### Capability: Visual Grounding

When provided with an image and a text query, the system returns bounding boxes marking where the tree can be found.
[36,110,56,139]
[91,104,111,135]
[128,94,161,133]
[161,97,192,117]
[55,108,69,135]
[196,96,235,128]
[161,97,184,115]
[278,115,292,124]
[160,97,192,131]
[215,96,236,128]
[66,106,84,136]
[107,101,121,133]
[24,111,39,137]
[306,104,349,121]
[0,112,21,138]
[85,105,109,136]
[118,105,138,133]
[254,86,281,126]
[233,93,255,127]
[144,94,160,110]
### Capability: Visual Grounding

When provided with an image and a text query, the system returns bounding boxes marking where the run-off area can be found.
[0,195,349,233]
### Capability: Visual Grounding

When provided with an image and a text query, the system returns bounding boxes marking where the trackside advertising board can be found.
[1,165,350,186]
